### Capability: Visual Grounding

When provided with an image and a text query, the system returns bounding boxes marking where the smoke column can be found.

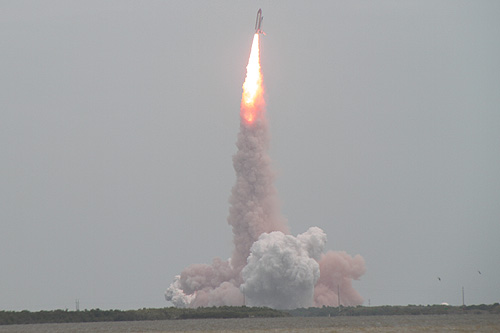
[228,34,288,273]
[165,33,365,309]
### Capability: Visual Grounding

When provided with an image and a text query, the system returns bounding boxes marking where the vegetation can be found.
[0,306,287,325]
[1,303,498,325]
[287,303,500,317]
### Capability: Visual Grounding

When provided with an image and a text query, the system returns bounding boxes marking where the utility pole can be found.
[338,285,341,314]
[462,286,465,308]
[75,299,80,312]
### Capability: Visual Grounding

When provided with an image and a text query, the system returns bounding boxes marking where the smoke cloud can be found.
[240,227,324,309]
[314,251,366,307]
[228,119,289,272]
[164,113,365,309]
[165,34,365,309]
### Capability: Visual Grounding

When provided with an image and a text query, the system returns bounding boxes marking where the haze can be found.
[1,1,499,310]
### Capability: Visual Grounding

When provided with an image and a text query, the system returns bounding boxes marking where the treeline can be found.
[2,304,499,325]
[287,303,500,317]
[0,306,287,325]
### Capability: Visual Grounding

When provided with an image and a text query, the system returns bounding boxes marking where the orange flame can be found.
[241,34,263,125]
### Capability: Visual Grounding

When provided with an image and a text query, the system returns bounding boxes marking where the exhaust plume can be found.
[165,32,365,309]
[240,227,324,309]
[314,251,366,306]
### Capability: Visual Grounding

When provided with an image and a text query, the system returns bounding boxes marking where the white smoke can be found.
[165,275,194,308]
[240,227,325,309]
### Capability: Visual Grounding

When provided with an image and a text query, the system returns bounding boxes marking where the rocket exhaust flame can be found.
[165,18,365,309]
[241,34,263,125]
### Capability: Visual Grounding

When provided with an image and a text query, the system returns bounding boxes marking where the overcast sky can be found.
[1,1,499,311]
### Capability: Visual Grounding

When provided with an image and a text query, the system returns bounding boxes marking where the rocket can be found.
[255,9,265,35]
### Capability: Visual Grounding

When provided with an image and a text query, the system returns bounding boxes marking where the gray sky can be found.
[1,1,499,311]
